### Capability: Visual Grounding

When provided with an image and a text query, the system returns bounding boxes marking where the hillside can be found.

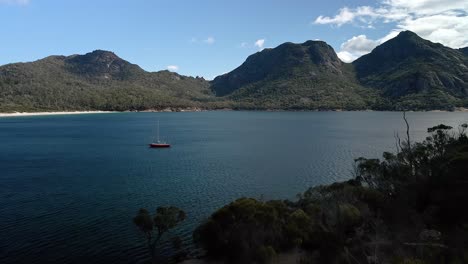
[353,31,468,110]
[0,50,218,112]
[459,47,468,56]
[211,41,381,110]
[1,32,468,112]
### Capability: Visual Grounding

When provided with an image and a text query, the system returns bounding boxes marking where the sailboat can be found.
[149,120,171,148]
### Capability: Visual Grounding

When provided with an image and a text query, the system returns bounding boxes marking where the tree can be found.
[133,206,186,262]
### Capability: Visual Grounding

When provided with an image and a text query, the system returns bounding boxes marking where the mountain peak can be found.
[211,40,349,97]
[396,30,419,39]
[86,49,120,60]
[388,30,434,47]
[354,31,446,70]
[353,31,468,101]
[302,40,327,46]
[67,50,124,66]
[64,50,142,80]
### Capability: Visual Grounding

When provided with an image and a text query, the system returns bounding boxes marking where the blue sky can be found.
[1,0,467,79]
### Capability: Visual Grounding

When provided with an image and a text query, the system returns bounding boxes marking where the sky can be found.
[1,0,467,79]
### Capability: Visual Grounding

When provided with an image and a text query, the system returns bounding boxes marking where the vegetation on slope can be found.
[1,31,467,112]
[459,47,468,57]
[353,31,468,110]
[0,50,228,112]
[211,31,468,111]
[194,122,468,263]
[211,41,381,110]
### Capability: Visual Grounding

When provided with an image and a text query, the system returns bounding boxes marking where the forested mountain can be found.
[211,41,380,110]
[353,31,468,110]
[0,50,218,112]
[213,31,468,110]
[1,31,467,112]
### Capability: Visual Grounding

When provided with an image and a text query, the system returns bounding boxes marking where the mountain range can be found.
[0,50,216,112]
[1,31,467,112]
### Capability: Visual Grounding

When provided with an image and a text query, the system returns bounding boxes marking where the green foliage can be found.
[211,41,380,110]
[194,123,468,263]
[354,31,468,110]
[210,31,468,111]
[133,206,186,262]
[338,203,361,227]
[194,198,324,263]
[254,245,276,264]
[153,206,186,235]
[133,208,153,236]
[393,258,426,264]
[193,198,287,262]
[0,51,221,112]
[1,32,467,112]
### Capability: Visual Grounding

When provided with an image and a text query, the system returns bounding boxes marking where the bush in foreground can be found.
[194,123,468,263]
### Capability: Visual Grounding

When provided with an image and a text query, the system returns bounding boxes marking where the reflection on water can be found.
[0,111,466,263]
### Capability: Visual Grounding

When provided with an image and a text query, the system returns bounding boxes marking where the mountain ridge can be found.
[1,31,467,112]
[213,30,467,110]
[0,50,217,112]
[352,31,468,109]
[210,40,382,110]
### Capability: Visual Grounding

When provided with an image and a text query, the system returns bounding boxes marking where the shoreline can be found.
[1,107,467,117]
[0,111,116,117]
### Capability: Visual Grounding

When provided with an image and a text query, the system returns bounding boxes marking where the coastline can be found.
[1,107,467,117]
[0,111,116,118]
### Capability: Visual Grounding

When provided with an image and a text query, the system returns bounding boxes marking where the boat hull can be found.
[149,143,171,148]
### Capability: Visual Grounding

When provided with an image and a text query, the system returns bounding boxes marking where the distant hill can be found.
[212,31,468,110]
[211,41,380,110]
[1,32,467,112]
[0,50,217,112]
[353,31,468,110]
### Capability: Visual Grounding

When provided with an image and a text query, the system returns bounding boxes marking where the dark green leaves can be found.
[153,206,186,235]
[133,208,153,234]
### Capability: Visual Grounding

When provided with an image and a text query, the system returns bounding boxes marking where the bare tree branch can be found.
[403,111,414,176]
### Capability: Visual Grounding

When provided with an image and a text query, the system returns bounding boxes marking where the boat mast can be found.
[157,120,160,142]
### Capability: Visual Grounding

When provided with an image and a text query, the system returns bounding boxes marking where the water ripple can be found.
[1,111,467,263]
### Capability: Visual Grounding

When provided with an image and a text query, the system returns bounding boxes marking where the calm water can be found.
[0,111,467,264]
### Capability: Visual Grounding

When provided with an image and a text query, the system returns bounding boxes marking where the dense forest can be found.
[0,50,229,112]
[212,31,468,111]
[1,31,467,112]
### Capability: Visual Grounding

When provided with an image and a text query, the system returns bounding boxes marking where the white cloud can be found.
[254,39,265,50]
[315,7,358,26]
[0,0,29,5]
[240,42,248,48]
[315,6,383,27]
[378,30,401,43]
[384,0,468,16]
[191,37,215,45]
[341,35,378,54]
[167,65,179,71]
[204,37,215,44]
[400,14,468,48]
[337,35,378,62]
[337,31,402,62]
[314,0,468,49]
[337,51,356,63]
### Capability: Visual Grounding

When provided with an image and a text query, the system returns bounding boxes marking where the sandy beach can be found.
[0,111,115,117]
